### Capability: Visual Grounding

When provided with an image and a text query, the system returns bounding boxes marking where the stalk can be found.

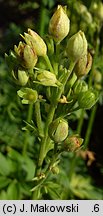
[35,101,43,137]
[83,104,97,150]
[83,37,99,148]
[43,55,54,73]
[76,109,85,135]
[23,103,33,155]
[36,104,56,175]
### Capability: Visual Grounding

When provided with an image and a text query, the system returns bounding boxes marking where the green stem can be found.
[43,55,54,73]
[35,101,43,137]
[36,104,56,175]
[83,37,99,149]
[68,154,77,181]
[83,104,97,150]
[23,103,33,155]
[76,109,85,135]
[88,38,99,88]
[53,43,60,75]
[39,7,47,36]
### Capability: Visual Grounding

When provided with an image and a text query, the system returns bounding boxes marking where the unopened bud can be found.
[49,118,68,143]
[64,135,83,152]
[74,52,92,78]
[14,42,38,69]
[18,70,29,86]
[49,5,70,43]
[66,30,87,63]
[78,89,98,109]
[51,166,60,174]
[93,69,102,83]
[23,29,47,56]
[92,2,103,21]
[17,88,38,104]
[36,70,57,86]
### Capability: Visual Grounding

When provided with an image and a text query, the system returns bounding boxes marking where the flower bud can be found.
[18,70,29,86]
[66,30,87,62]
[64,135,83,152]
[50,166,60,175]
[14,42,38,69]
[49,5,70,43]
[73,80,88,95]
[49,118,68,143]
[92,2,103,21]
[36,70,57,86]
[74,52,92,78]
[17,88,38,104]
[23,29,47,56]
[93,69,102,83]
[78,90,98,109]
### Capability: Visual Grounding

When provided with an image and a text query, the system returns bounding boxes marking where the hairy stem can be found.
[35,101,43,137]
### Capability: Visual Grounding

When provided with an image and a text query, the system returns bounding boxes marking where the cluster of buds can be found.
[6,28,48,88]
[5,4,100,182]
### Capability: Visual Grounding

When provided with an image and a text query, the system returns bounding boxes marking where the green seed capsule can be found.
[64,135,83,152]
[73,80,88,95]
[78,90,98,109]
[49,118,68,143]
[74,52,92,78]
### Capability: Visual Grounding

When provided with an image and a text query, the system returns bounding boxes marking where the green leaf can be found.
[0,153,11,176]
[7,181,21,200]
[0,190,7,200]
[46,181,61,199]
[7,148,24,163]
[0,176,11,190]
[21,183,32,197]
[24,156,36,181]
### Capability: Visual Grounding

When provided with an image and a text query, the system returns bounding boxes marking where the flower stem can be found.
[76,109,85,135]
[36,104,56,175]
[43,55,54,73]
[83,104,97,150]
[35,101,43,137]
[39,6,47,36]
[22,103,33,155]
